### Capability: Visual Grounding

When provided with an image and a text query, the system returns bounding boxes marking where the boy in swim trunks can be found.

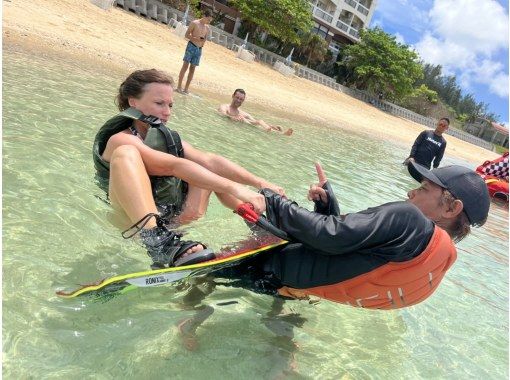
[176,9,213,95]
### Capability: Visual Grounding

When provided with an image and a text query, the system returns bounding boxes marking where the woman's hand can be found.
[233,185,266,214]
[258,179,285,197]
[307,162,328,204]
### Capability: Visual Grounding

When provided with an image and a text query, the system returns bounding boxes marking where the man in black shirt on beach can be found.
[404,118,449,180]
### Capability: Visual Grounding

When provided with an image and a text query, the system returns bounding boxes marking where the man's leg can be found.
[183,64,196,93]
[177,61,190,92]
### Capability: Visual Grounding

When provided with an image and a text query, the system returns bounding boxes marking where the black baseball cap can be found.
[409,162,490,226]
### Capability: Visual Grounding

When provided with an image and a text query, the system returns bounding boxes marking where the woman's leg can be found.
[108,145,208,264]
[215,193,243,210]
[178,185,212,224]
[178,188,243,224]
[108,145,159,229]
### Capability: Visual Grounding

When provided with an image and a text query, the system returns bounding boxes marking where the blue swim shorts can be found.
[183,41,202,66]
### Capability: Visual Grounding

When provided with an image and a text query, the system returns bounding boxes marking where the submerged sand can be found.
[3,0,500,164]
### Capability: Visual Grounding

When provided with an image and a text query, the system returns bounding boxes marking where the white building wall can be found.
[310,0,378,43]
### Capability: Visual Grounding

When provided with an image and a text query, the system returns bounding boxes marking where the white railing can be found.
[313,6,334,23]
[345,0,370,17]
[344,0,357,8]
[336,20,359,39]
[348,27,359,38]
[357,3,369,15]
[337,19,349,31]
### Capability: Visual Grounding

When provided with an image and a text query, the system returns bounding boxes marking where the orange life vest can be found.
[278,226,457,309]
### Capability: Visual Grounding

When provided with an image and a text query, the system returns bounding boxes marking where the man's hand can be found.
[403,157,415,165]
[307,162,328,204]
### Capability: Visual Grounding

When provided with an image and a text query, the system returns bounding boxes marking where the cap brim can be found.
[409,161,447,188]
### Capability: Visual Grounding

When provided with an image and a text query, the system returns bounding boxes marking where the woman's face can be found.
[128,82,173,123]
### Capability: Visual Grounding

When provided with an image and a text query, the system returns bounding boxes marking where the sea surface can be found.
[3,47,508,379]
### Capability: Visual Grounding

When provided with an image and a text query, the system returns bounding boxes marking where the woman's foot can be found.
[123,213,214,268]
[140,225,213,268]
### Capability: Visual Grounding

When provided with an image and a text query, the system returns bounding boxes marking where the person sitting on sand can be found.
[93,69,284,268]
[218,89,293,136]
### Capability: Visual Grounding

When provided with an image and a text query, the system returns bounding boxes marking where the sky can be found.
[370,0,509,126]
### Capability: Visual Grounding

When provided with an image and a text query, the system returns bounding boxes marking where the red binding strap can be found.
[235,203,260,223]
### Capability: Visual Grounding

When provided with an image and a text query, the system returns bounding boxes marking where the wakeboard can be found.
[57,235,287,300]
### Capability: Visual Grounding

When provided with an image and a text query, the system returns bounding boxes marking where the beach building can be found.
[199,0,378,56]
[465,118,509,148]
[308,0,378,55]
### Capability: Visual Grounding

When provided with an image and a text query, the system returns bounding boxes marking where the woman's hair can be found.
[439,189,471,243]
[116,69,174,111]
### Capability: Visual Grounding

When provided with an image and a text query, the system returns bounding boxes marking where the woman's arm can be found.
[103,132,266,211]
[182,140,285,195]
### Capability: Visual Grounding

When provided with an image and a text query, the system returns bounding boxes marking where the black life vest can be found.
[92,108,188,212]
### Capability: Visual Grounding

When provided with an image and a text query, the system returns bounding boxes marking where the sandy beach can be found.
[3,0,500,163]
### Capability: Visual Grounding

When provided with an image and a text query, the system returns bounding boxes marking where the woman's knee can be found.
[110,145,143,167]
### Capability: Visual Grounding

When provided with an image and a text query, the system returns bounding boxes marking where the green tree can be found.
[339,27,423,100]
[230,0,313,44]
[295,32,329,66]
[400,84,438,115]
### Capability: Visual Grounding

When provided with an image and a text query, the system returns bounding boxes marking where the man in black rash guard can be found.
[174,161,490,349]
[404,118,449,181]
[220,161,489,309]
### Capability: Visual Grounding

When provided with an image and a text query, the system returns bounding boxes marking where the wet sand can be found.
[3,0,500,164]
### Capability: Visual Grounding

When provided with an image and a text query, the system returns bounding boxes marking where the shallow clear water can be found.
[3,47,508,379]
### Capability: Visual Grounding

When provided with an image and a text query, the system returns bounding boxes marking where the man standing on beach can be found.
[404,117,449,180]
[218,89,293,136]
[176,9,213,95]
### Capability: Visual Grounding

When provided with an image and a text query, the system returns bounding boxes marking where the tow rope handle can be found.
[235,203,290,241]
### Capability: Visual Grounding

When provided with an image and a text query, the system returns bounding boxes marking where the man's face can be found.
[232,92,245,107]
[436,119,449,133]
[203,16,213,24]
[407,180,449,221]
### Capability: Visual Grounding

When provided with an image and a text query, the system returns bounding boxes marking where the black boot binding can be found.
[122,213,216,269]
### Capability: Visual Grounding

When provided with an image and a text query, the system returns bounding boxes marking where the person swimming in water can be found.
[218,89,293,136]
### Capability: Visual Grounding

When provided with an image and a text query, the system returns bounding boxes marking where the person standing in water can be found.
[176,9,213,95]
[404,117,449,180]
[218,89,293,136]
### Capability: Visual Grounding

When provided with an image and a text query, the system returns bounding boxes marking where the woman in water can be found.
[93,69,282,267]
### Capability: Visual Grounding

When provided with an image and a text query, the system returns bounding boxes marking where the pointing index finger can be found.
[315,162,327,185]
